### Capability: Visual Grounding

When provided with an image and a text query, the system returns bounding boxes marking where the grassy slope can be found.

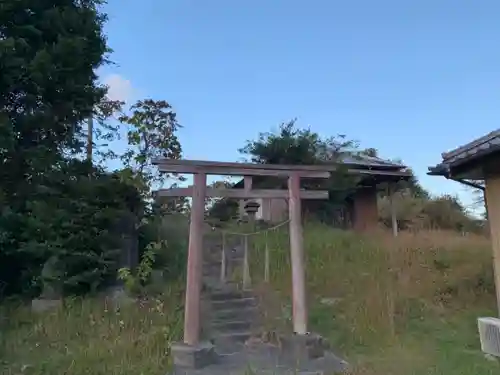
[253,224,500,375]
[1,225,500,374]
[0,286,184,375]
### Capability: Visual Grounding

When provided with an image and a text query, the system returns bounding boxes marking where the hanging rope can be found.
[243,236,251,289]
[213,219,290,237]
[220,231,226,283]
[264,230,270,283]
[213,219,290,287]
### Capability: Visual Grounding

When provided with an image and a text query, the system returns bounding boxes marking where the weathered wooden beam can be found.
[155,163,331,179]
[153,158,332,172]
[183,173,206,345]
[155,187,329,200]
[154,158,411,178]
[288,172,308,335]
[242,176,253,289]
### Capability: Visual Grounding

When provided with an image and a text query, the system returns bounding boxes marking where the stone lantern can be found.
[244,200,260,221]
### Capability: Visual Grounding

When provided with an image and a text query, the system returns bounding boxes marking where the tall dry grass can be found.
[249,224,498,374]
[1,223,498,375]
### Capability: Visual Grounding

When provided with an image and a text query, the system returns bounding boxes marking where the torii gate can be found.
[153,159,332,348]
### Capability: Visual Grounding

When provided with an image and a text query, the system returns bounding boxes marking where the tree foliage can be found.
[118,99,184,201]
[0,161,142,296]
[235,120,368,223]
[378,192,482,233]
[0,0,148,297]
[0,0,109,165]
[240,119,358,165]
[87,97,124,164]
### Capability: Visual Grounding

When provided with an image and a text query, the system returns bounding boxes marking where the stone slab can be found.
[31,298,62,313]
[169,342,347,375]
[171,341,218,369]
[280,333,329,361]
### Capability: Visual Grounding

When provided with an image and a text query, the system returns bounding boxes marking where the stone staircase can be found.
[172,231,349,374]
[202,235,259,351]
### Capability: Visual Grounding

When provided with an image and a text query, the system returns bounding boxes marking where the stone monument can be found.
[32,256,63,312]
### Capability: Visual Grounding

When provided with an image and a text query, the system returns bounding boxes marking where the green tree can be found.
[119,99,183,196]
[0,0,119,296]
[206,179,239,223]
[240,119,358,165]
[85,97,125,165]
[117,99,188,286]
[237,120,364,223]
[0,0,109,180]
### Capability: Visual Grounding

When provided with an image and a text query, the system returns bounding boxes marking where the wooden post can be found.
[288,172,308,334]
[388,184,398,237]
[220,232,226,283]
[264,231,270,283]
[484,174,500,315]
[242,176,252,289]
[183,172,207,345]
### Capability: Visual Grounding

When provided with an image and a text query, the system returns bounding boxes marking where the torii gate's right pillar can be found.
[288,172,308,334]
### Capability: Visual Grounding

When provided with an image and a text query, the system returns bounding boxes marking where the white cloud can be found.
[103,74,133,103]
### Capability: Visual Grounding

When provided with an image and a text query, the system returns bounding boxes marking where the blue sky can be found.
[99,0,499,211]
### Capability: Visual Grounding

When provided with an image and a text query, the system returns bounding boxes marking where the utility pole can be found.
[86,116,93,162]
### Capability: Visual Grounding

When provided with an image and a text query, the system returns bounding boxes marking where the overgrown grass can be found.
[1,224,499,374]
[0,285,184,375]
[250,224,500,374]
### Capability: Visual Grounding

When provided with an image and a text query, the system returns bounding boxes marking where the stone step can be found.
[203,271,221,279]
[211,297,256,311]
[203,279,240,292]
[213,330,253,343]
[210,290,253,301]
[211,320,252,332]
[203,264,221,272]
[202,262,245,277]
[204,255,245,265]
[212,306,258,321]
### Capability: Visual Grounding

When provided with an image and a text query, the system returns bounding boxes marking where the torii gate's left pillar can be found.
[171,172,218,368]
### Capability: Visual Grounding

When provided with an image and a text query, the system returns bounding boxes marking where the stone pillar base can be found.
[31,298,62,313]
[171,341,218,369]
[280,332,329,360]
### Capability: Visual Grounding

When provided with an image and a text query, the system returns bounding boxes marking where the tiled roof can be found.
[338,154,404,169]
[428,129,500,179]
[440,129,500,165]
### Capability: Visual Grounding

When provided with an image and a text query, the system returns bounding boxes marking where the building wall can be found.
[351,186,379,231]
[252,187,379,231]
[269,198,288,222]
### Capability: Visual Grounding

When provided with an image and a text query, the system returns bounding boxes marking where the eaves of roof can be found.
[428,129,500,179]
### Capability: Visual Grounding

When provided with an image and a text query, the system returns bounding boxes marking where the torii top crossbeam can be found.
[152,158,411,178]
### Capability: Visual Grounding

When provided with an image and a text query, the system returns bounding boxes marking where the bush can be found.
[378,192,481,233]
[138,213,189,281]
[0,160,142,297]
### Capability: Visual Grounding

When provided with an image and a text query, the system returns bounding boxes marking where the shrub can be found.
[0,160,142,297]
